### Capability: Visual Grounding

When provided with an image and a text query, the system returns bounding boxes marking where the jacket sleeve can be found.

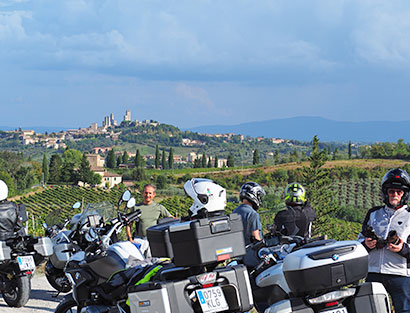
[398,235,410,260]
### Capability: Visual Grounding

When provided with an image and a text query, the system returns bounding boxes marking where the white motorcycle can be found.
[248,230,391,313]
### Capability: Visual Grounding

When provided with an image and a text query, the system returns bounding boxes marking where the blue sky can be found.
[1,0,410,129]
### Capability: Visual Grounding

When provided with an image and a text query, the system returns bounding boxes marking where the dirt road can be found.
[0,274,65,313]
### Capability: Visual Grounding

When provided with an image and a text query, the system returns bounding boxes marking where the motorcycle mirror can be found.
[122,190,131,202]
[72,202,81,209]
[42,222,48,229]
[127,197,136,209]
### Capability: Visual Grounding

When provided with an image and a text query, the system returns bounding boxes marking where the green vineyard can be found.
[16,177,378,239]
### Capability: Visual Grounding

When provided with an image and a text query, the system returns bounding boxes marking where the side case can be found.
[345,282,391,313]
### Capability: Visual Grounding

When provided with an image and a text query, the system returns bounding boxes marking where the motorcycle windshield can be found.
[78,201,116,228]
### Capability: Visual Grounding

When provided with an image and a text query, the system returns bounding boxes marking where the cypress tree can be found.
[49,154,62,183]
[201,153,206,168]
[253,149,260,165]
[214,156,219,168]
[42,153,49,184]
[227,154,235,167]
[348,141,352,159]
[122,151,129,164]
[161,149,166,169]
[168,147,174,169]
[155,144,160,169]
[106,149,116,169]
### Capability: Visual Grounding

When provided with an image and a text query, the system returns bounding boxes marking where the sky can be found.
[2,0,410,130]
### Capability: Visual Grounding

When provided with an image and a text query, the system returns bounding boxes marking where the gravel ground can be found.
[0,274,67,313]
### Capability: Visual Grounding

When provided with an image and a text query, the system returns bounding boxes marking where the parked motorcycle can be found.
[247,227,391,313]
[43,201,84,293]
[54,190,144,313]
[0,204,53,307]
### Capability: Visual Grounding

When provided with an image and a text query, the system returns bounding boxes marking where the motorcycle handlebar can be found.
[121,209,141,225]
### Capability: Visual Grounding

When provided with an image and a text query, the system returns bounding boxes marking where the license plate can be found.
[196,286,229,313]
[321,306,348,313]
[17,255,35,271]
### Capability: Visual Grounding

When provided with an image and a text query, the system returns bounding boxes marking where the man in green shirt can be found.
[126,184,172,256]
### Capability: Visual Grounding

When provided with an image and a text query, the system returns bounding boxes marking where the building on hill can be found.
[86,154,105,168]
[123,110,131,122]
[91,166,122,189]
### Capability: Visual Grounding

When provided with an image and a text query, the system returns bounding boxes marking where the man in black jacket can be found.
[274,182,316,239]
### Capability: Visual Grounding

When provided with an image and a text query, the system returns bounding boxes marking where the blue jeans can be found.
[367,273,410,313]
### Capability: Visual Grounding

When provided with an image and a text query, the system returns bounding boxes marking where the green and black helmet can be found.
[284,182,306,205]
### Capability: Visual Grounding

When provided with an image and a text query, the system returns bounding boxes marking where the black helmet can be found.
[381,168,410,207]
[239,182,266,210]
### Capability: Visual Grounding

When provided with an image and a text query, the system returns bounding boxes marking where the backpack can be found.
[0,201,27,240]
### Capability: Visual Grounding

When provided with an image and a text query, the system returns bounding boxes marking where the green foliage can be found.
[302,136,338,238]
[156,175,168,189]
[155,144,160,169]
[253,149,260,165]
[122,151,129,164]
[161,149,166,169]
[42,153,49,183]
[48,154,63,183]
[135,149,144,168]
[168,147,174,169]
[106,149,116,169]
[227,154,235,167]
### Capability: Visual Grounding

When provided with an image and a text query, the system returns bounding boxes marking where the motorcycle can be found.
[54,190,145,313]
[0,204,53,307]
[43,201,85,293]
[247,227,391,313]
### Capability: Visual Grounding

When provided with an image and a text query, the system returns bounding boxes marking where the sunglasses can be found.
[388,189,404,196]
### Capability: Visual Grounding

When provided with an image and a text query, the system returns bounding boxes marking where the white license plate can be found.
[321,306,348,313]
[196,286,229,313]
[17,255,35,271]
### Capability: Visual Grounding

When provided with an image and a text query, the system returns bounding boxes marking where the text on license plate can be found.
[17,255,35,271]
[196,286,229,313]
[321,306,348,313]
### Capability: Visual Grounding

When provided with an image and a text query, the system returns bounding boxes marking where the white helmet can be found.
[184,178,226,218]
[0,180,8,201]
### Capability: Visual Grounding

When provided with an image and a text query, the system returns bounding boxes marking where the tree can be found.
[122,151,129,164]
[42,153,49,184]
[302,136,338,238]
[201,153,206,168]
[76,153,95,184]
[135,149,144,168]
[49,154,63,183]
[214,156,219,168]
[207,157,212,168]
[253,149,260,165]
[116,156,122,167]
[348,141,352,159]
[155,144,160,169]
[274,149,280,164]
[168,147,174,169]
[227,154,235,167]
[0,171,15,197]
[156,174,168,189]
[106,149,116,169]
[161,149,166,169]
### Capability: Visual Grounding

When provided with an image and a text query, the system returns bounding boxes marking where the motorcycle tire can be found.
[1,274,31,307]
[54,293,78,313]
[46,271,72,293]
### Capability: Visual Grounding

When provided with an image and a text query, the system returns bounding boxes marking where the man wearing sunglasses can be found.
[358,168,410,313]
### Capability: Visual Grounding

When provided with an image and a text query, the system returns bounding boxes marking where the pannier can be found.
[0,241,11,261]
[147,214,245,267]
[283,240,368,296]
[127,264,253,313]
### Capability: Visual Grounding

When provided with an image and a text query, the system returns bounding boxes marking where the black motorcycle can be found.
[0,203,53,307]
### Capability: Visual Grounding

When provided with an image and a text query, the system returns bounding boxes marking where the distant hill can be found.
[187,116,410,142]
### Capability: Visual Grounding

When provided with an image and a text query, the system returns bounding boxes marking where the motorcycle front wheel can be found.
[46,270,72,293]
[55,293,78,313]
[1,274,31,307]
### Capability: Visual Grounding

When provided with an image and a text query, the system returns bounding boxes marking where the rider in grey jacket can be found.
[358,168,410,313]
